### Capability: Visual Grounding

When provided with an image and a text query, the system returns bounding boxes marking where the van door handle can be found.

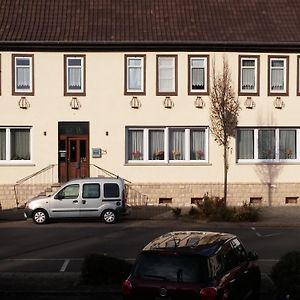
[82,200,86,204]
[73,200,78,203]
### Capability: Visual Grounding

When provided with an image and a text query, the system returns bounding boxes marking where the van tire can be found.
[102,209,116,224]
[32,209,49,224]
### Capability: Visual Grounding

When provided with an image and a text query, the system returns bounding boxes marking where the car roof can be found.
[63,177,123,185]
[142,231,236,256]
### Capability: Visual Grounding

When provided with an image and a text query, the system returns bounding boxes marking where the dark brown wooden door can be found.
[59,135,89,182]
[68,137,89,180]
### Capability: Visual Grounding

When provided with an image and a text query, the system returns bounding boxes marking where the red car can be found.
[122,231,261,300]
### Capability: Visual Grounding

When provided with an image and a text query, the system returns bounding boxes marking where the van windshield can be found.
[134,252,210,283]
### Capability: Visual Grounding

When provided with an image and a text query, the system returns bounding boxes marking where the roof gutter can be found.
[1,41,300,52]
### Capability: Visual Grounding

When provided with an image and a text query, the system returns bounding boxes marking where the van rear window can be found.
[104,183,120,198]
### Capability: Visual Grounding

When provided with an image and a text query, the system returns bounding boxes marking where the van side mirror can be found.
[55,193,64,200]
[248,251,259,261]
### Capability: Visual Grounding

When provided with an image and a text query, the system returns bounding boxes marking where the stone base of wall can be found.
[0,184,52,210]
[127,182,300,207]
[1,182,300,210]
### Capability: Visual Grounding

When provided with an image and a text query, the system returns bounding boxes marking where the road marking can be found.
[251,227,280,238]
[60,259,70,272]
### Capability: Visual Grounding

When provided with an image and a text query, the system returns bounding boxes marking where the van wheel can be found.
[102,210,116,224]
[32,209,48,224]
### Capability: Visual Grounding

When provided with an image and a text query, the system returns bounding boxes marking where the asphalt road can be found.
[0,218,299,274]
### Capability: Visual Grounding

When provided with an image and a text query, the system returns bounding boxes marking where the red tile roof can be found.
[1,0,300,49]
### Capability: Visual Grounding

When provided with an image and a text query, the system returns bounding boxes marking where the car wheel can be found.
[32,209,48,224]
[102,210,116,224]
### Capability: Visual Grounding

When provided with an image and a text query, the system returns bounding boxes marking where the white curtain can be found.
[242,60,255,90]
[170,130,185,160]
[271,61,284,90]
[159,58,174,92]
[258,130,275,159]
[237,130,254,159]
[128,59,142,90]
[16,67,30,89]
[191,59,205,90]
[10,129,30,160]
[128,130,143,160]
[0,130,6,160]
[149,130,164,160]
[68,67,82,90]
[279,130,296,159]
[190,130,205,160]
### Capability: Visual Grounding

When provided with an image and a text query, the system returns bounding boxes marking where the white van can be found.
[24,177,129,224]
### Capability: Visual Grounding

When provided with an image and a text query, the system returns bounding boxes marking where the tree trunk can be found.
[223,144,228,205]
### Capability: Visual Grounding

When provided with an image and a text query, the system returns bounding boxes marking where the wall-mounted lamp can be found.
[244,96,255,109]
[130,96,141,109]
[274,96,284,109]
[163,96,174,109]
[18,96,30,109]
[70,97,81,110]
[194,96,205,108]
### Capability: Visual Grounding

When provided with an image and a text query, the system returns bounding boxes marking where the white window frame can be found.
[239,57,258,94]
[0,127,32,165]
[157,56,177,95]
[188,56,209,94]
[14,56,33,94]
[65,56,85,94]
[269,57,288,95]
[126,127,208,164]
[237,128,299,163]
[125,55,145,94]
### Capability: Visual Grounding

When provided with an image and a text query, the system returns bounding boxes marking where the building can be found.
[1,0,300,209]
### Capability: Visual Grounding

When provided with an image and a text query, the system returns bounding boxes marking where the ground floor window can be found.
[0,127,31,162]
[237,127,297,162]
[126,126,208,163]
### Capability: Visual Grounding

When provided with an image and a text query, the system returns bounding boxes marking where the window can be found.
[157,55,177,95]
[0,54,1,96]
[188,55,209,95]
[237,128,298,162]
[268,56,289,96]
[56,184,79,199]
[0,127,31,162]
[12,54,34,95]
[83,183,100,198]
[126,127,208,163]
[125,55,146,94]
[104,183,120,198]
[64,55,86,95]
[297,56,300,96]
[239,56,259,95]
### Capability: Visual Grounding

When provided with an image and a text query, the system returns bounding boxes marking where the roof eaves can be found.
[2,40,300,53]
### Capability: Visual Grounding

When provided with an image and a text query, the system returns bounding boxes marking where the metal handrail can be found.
[14,164,58,207]
[90,164,132,184]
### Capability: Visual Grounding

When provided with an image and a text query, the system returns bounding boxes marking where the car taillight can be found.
[122,279,132,296]
[200,287,217,300]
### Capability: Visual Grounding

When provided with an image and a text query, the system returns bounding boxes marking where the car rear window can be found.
[134,253,209,283]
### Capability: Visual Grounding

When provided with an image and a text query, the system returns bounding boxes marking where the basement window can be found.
[285,197,298,204]
[159,198,172,204]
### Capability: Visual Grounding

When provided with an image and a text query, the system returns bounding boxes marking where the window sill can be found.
[0,161,35,166]
[125,161,211,166]
[237,160,300,165]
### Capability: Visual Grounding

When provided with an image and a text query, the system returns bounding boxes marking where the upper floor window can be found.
[188,55,209,95]
[126,127,208,163]
[237,127,297,162]
[64,55,86,95]
[0,127,31,162]
[239,56,259,95]
[125,55,146,95]
[268,56,289,96]
[12,54,34,95]
[157,55,177,95]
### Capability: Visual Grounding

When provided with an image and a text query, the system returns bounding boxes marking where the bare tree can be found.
[210,57,240,204]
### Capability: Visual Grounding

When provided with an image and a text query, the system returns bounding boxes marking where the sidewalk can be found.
[0,206,300,226]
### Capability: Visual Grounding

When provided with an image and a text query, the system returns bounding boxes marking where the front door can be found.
[58,122,90,182]
[68,137,89,180]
